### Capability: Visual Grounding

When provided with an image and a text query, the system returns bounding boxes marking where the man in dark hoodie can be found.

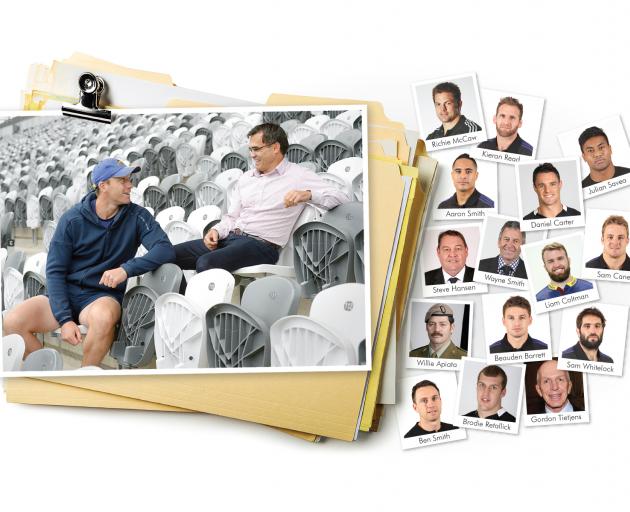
[3,158,175,368]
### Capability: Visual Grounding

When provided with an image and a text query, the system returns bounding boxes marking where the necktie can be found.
[499,265,512,276]
[448,277,458,283]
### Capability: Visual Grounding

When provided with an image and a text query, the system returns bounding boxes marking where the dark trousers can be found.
[174,234,280,273]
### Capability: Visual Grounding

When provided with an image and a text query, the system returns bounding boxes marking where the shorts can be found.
[47,289,123,324]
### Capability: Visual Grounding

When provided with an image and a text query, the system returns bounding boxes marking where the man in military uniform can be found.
[409,303,467,359]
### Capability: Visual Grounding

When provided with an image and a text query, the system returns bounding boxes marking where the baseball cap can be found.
[424,303,454,322]
[91,158,140,186]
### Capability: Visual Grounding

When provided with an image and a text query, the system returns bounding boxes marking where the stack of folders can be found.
[4,54,438,442]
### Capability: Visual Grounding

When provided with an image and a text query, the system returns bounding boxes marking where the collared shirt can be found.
[477,134,533,156]
[582,165,630,188]
[497,255,521,276]
[430,339,455,358]
[213,158,350,247]
[426,115,482,140]
[545,400,574,414]
[442,266,466,284]
[535,275,593,301]
[562,342,613,363]
[585,253,630,271]
[437,188,494,209]
[489,334,548,353]
[523,204,581,220]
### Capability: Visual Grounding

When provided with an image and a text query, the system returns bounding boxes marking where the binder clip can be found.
[61,72,112,124]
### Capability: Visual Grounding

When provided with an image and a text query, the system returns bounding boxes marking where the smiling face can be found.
[412,385,442,423]
[498,227,523,264]
[100,175,133,206]
[248,131,282,174]
[536,360,572,412]
[433,91,461,124]
[476,374,506,416]
[602,223,629,260]
[577,314,605,350]
[582,135,613,172]
[437,234,468,276]
[494,103,522,138]
[451,157,478,193]
[542,248,571,283]
[533,171,563,209]
[502,306,532,339]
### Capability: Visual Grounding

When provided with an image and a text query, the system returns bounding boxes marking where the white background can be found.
[2,1,630,510]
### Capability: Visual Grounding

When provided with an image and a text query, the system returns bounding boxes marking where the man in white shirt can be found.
[174,123,350,273]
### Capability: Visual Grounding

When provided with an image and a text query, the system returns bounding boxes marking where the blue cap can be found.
[92,158,140,186]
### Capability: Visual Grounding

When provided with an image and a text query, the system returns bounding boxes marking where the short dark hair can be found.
[411,380,440,402]
[498,220,525,243]
[601,215,629,238]
[437,229,467,249]
[496,97,524,119]
[578,126,610,152]
[432,82,462,104]
[532,162,561,185]
[247,123,289,155]
[502,295,531,316]
[576,307,606,330]
[478,365,508,390]
[452,153,477,170]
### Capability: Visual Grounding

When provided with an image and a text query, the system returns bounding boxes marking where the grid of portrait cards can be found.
[398,74,630,449]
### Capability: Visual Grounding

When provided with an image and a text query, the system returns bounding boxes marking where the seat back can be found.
[220,152,248,172]
[241,276,302,327]
[175,142,199,178]
[42,220,57,252]
[155,205,185,229]
[154,293,206,369]
[292,222,353,298]
[22,348,63,371]
[196,156,220,182]
[187,205,222,236]
[0,212,15,248]
[138,263,183,296]
[23,271,47,300]
[320,119,351,139]
[269,316,356,367]
[2,333,25,372]
[110,285,159,369]
[164,220,201,245]
[185,269,235,312]
[288,124,318,145]
[194,181,227,212]
[205,302,271,367]
[313,139,352,172]
[52,192,71,221]
[167,183,195,218]
[353,230,365,284]
[143,185,167,215]
[310,283,365,359]
[24,252,47,275]
[4,249,26,274]
[285,144,313,165]
[321,201,363,240]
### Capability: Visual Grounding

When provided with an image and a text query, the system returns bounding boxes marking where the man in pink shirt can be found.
[174,123,351,273]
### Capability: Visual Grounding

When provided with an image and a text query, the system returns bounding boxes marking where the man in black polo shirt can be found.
[426,82,482,140]
[437,153,494,209]
[464,365,516,422]
[404,380,459,438]
[523,162,581,220]
[562,307,613,363]
[477,97,533,156]
[586,215,630,271]
[490,296,548,353]
[578,126,630,188]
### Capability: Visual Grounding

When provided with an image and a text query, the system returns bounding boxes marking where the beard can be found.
[547,266,571,282]
[580,332,603,350]
[496,125,518,138]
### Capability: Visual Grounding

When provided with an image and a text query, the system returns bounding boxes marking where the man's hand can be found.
[99,267,128,288]
[204,228,219,250]
[60,321,83,346]
[284,189,311,208]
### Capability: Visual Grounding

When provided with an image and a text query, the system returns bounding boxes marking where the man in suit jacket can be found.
[424,229,475,285]
[478,220,528,278]
[409,303,467,359]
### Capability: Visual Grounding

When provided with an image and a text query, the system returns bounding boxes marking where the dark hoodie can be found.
[46,192,175,326]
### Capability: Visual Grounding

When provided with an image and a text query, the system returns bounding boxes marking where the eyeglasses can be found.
[248,143,274,154]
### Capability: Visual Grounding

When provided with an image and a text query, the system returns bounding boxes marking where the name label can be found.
[559,357,618,376]
[491,350,549,364]
[585,175,629,198]
[526,411,589,426]
[428,132,483,151]
[534,287,599,314]
[460,416,516,434]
